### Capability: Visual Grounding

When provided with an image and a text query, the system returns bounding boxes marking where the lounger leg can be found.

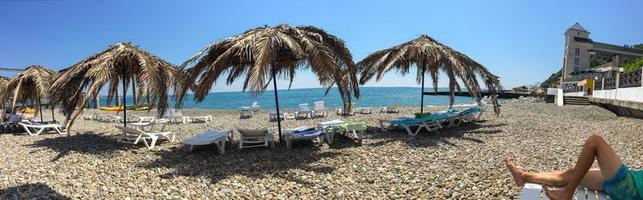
[402,125,416,136]
[36,127,45,136]
[188,145,194,152]
[216,140,225,154]
[134,134,144,145]
[148,136,158,149]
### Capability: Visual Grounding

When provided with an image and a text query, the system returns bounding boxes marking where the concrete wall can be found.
[593,87,643,103]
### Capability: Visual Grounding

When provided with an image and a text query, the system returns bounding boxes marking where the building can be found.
[561,23,643,83]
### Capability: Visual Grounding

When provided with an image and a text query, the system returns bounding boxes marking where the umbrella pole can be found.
[38,97,43,123]
[51,106,55,122]
[272,68,282,143]
[122,73,127,128]
[420,68,425,114]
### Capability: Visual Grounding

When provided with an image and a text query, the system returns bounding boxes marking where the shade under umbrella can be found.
[50,42,185,130]
[179,24,360,142]
[357,35,502,114]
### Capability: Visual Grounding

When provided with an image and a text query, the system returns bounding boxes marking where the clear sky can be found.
[1,0,642,92]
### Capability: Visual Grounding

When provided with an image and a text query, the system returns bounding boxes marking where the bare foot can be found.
[505,157,526,186]
[543,184,574,200]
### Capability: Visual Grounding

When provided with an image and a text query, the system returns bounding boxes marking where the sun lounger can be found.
[295,103,313,119]
[115,125,175,149]
[269,111,287,122]
[380,113,449,136]
[238,128,275,149]
[162,109,190,124]
[380,105,400,113]
[355,107,373,114]
[283,127,326,149]
[520,183,609,200]
[19,122,67,136]
[114,125,176,149]
[190,115,212,123]
[336,108,354,116]
[240,106,253,119]
[249,101,261,111]
[336,121,367,144]
[183,130,233,153]
[312,101,327,118]
[317,119,345,144]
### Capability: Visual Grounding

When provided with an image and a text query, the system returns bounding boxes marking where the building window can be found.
[574,66,579,72]
[574,57,579,65]
[575,48,580,56]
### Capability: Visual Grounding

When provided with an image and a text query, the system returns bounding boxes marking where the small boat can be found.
[20,107,36,114]
[99,106,124,111]
[126,104,152,111]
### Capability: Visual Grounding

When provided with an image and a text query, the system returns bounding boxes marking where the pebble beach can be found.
[1,102,642,199]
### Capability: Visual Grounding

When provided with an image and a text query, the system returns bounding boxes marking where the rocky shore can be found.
[1,102,641,199]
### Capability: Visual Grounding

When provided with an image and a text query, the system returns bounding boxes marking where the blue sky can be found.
[1,0,642,92]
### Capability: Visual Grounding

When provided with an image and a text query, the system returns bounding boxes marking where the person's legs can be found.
[507,135,622,198]
[580,169,603,191]
[543,134,622,199]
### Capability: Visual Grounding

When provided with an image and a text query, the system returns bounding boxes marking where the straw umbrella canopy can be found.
[179,24,360,141]
[0,76,11,121]
[358,35,502,114]
[50,42,184,130]
[3,65,58,122]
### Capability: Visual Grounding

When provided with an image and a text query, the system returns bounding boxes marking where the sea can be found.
[100,87,476,110]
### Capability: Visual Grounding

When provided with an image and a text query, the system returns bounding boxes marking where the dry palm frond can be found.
[50,42,184,129]
[357,35,503,114]
[179,24,360,112]
[2,65,58,115]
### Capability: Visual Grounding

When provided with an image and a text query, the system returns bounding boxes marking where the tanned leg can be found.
[506,135,621,199]
[541,134,622,200]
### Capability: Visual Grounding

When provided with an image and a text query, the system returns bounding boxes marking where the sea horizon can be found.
[97,87,477,110]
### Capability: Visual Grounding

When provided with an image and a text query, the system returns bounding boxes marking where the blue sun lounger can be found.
[381,112,450,136]
[283,127,326,149]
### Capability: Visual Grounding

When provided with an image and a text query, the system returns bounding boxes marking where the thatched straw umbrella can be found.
[358,35,502,114]
[50,42,184,130]
[0,76,11,121]
[180,24,360,141]
[3,65,58,122]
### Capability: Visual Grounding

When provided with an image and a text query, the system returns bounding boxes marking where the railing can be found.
[562,82,579,92]
[594,78,603,90]
[604,74,617,90]
[619,69,642,88]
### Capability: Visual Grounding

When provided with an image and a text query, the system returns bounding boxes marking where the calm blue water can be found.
[99,87,476,109]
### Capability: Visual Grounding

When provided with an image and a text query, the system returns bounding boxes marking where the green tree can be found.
[540,69,562,88]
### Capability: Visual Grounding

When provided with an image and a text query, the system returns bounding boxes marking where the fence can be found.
[619,69,642,88]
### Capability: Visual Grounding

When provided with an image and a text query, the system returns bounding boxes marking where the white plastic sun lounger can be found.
[190,115,212,123]
[183,130,232,153]
[250,101,261,111]
[520,183,609,200]
[19,122,67,136]
[238,128,275,149]
[115,125,175,149]
[295,103,313,119]
[240,106,253,119]
[312,101,327,118]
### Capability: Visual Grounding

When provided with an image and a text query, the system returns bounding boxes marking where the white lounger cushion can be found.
[184,130,231,146]
[520,183,609,200]
[184,130,231,153]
